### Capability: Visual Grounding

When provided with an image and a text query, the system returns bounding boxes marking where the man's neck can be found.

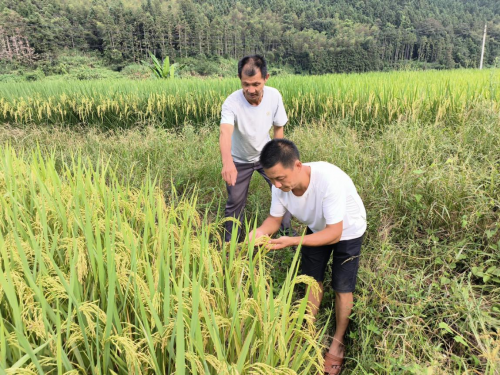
[292,165,311,197]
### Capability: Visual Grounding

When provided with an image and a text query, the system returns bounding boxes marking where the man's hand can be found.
[246,216,283,247]
[221,161,238,186]
[247,228,268,244]
[268,236,298,250]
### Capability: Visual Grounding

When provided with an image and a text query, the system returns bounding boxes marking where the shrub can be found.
[177,56,237,77]
[0,73,23,82]
[120,63,152,79]
[70,66,122,80]
[24,68,45,81]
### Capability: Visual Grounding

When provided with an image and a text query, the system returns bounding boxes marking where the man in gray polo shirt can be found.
[219,55,292,242]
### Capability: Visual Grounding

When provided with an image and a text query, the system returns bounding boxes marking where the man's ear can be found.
[295,160,302,169]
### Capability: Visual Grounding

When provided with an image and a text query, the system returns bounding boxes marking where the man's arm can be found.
[220,123,237,186]
[268,221,343,250]
[247,215,283,242]
[273,125,284,139]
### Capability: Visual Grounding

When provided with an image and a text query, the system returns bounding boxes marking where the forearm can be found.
[301,232,340,247]
[294,227,342,247]
[219,126,233,165]
[273,125,284,139]
[257,216,283,236]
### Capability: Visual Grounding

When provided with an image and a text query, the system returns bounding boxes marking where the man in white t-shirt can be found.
[220,55,292,242]
[248,139,366,375]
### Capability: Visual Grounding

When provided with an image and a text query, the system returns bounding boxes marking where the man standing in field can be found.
[248,139,366,375]
[220,55,292,242]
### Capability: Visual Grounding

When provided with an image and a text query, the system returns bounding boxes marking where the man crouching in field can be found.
[248,139,366,375]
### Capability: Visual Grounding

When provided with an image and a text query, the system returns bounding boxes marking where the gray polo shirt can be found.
[220,86,288,163]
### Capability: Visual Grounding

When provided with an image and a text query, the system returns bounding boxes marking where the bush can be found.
[0,73,23,83]
[120,63,152,79]
[268,65,294,77]
[24,68,45,81]
[35,50,106,76]
[69,67,122,80]
[0,60,23,75]
[177,56,237,77]
[0,68,45,82]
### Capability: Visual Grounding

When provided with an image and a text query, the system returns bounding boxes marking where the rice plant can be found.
[0,117,499,373]
[0,67,499,373]
[0,69,498,128]
[0,147,325,374]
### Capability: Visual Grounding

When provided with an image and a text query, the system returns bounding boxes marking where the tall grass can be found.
[0,147,325,374]
[1,118,499,373]
[1,67,499,373]
[0,69,498,128]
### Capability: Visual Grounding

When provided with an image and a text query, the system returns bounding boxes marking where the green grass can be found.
[0,114,499,373]
[1,67,499,374]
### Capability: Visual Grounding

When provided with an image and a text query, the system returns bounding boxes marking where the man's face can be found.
[264,161,301,192]
[240,70,269,104]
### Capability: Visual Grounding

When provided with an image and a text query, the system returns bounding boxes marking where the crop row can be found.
[0,69,498,128]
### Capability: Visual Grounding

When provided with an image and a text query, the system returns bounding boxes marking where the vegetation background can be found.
[1,110,499,373]
[0,0,499,374]
[1,0,500,80]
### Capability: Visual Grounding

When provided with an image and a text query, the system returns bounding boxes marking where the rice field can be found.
[0,147,325,374]
[0,69,498,128]
[0,69,499,374]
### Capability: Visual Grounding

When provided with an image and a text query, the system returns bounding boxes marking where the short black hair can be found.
[238,55,268,79]
[260,139,300,170]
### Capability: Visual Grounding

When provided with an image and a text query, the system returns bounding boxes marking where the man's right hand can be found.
[246,216,283,246]
[222,162,238,186]
[247,228,268,245]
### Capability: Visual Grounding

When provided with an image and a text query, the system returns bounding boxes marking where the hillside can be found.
[0,0,499,74]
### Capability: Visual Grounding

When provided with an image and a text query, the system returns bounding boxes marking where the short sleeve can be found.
[273,93,288,127]
[270,187,286,217]
[221,98,235,125]
[323,180,346,225]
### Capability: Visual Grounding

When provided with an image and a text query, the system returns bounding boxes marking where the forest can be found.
[0,0,499,75]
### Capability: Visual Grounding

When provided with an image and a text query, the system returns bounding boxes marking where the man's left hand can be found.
[268,236,298,250]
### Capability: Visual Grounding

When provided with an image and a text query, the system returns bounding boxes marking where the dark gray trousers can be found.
[224,161,292,242]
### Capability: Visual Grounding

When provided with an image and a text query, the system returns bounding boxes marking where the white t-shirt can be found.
[220,86,288,163]
[270,162,367,241]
